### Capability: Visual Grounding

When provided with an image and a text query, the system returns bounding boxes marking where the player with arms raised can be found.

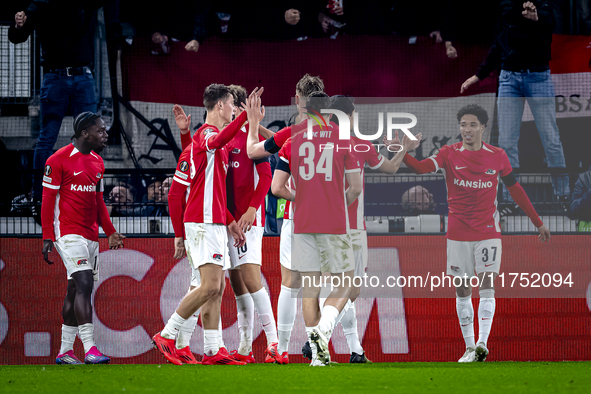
[385,104,550,362]
[41,112,125,365]
[224,85,280,363]
[153,85,265,366]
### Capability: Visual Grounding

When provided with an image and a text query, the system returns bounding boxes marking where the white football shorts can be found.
[351,230,368,278]
[228,226,264,269]
[292,233,355,274]
[184,223,229,270]
[53,234,99,281]
[447,238,502,277]
[279,219,293,270]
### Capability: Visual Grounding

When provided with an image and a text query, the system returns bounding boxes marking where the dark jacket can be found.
[8,0,110,69]
[568,165,591,221]
[476,0,555,80]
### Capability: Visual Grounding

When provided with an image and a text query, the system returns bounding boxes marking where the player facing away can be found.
[386,104,550,362]
[272,92,363,366]
[153,85,262,366]
[300,96,421,363]
[223,85,282,363]
[245,74,324,360]
[41,112,125,365]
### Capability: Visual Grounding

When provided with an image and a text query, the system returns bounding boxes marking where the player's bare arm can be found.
[271,170,293,201]
[502,171,549,242]
[42,239,54,265]
[227,221,246,248]
[380,131,423,174]
[173,104,191,134]
[244,92,269,160]
[258,124,275,139]
[173,236,185,259]
[237,207,256,233]
[345,171,362,206]
[108,232,125,250]
[537,224,551,242]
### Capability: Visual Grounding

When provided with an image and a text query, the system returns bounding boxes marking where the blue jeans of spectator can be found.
[497,69,569,201]
[33,69,97,200]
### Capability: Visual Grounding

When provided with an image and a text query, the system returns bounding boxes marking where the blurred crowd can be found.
[105,177,173,217]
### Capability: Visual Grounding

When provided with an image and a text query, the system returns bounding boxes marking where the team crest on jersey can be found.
[485,169,496,175]
[450,265,459,272]
[77,259,88,266]
[44,165,52,176]
[180,161,189,172]
[212,253,223,261]
[232,148,240,154]
[203,128,215,135]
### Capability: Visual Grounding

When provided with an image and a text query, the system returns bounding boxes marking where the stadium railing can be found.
[0,170,579,236]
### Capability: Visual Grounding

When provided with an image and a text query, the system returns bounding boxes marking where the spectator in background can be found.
[577,0,591,34]
[139,178,168,216]
[461,1,570,211]
[161,176,173,204]
[8,1,115,221]
[568,165,591,231]
[148,0,210,54]
[107,181,135,216]
[401,185,437,215]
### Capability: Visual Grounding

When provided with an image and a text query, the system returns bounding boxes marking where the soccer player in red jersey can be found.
[245,74,324,360]
[223,85,281,364]
[153,85,264,366]
[41,112,125,365]
[320,96,420,363]
[385,104,550,363]
[272,92,362,366]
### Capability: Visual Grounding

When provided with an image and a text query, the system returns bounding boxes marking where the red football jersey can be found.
[429,142,513,241]
[226,125,271,227]
[173,124,230,224]
[278,122,360,234]
[170,111,247,227]
[41,144,106,241]
[347,137,386,230]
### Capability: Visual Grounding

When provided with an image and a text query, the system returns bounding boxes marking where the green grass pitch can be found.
[1,362,590,393]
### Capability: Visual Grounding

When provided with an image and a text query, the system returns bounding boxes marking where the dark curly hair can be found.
[456,104,489,126]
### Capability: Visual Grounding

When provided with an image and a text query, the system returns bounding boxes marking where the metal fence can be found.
[0,170,581,236]
[0,23,36,104]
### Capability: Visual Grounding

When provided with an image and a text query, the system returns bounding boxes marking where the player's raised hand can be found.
[228,221,246,248]
[237,207,256,233]
[173,236,185,259]
[461,75,479,94]
[537,224,550,242]
[244,92,265,125]
[522,2,538,21]
[403,132,422,151]
[15,11,27,29]
[108,232,125,249]
[173,104,191,134]
[42,239,54,265]
[383,129,401,148]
